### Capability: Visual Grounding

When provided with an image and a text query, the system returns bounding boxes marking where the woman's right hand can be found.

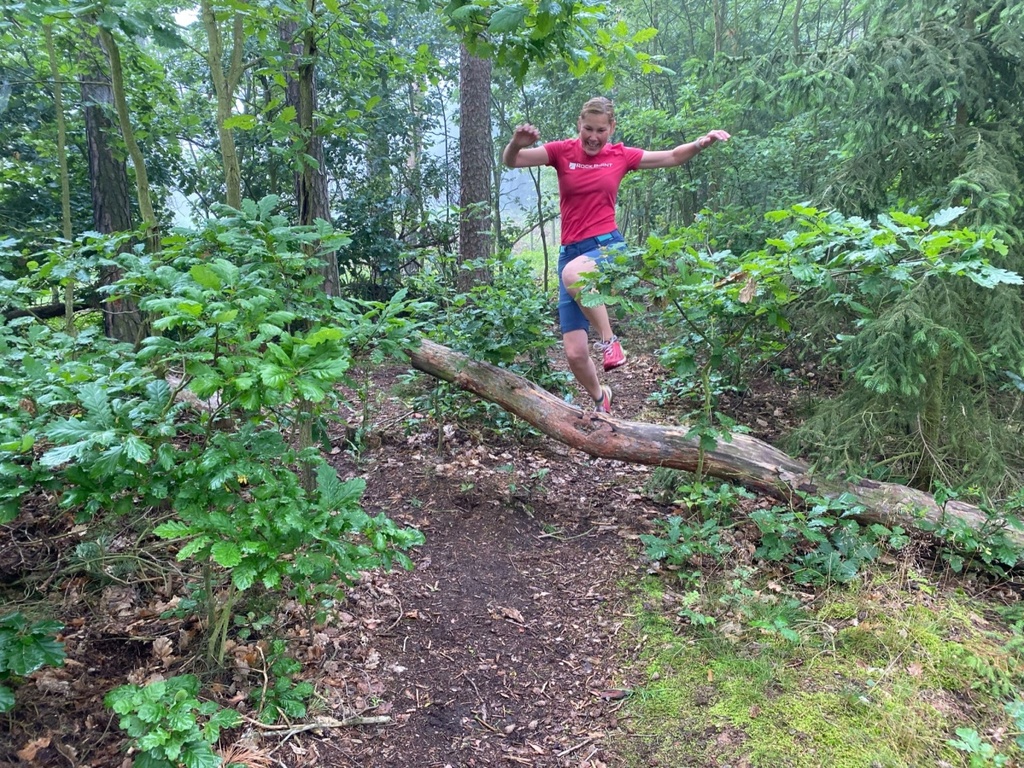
[510,123,541,148]
[504,123,548,168]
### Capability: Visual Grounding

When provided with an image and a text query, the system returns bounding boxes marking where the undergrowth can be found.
[628,471,1024,767]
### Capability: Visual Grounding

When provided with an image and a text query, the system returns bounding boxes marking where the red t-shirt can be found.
[544,139,644,245]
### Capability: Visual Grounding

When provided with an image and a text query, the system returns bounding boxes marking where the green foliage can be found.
[717,567,806,644]
[409,252,569,429]
[105,674,240,768]
[0,612,65,713]
[643,483,906,590]
[0,320,151,520]
[781,205,1024,492]
[642,516,733,575]
[609,201,1024,496]
[443,0,664,87]
[2,198,427,666]
[917,485,1024,576]
[590,225,785,472]
[614,89,750,243]
[641,481,752,581]
[438,256,560,376]
[1007,699,1024,750]
[156,457,423,600]
[751,494,908,586]
[764,0,1024,245]
[644,477,1019,594]
[948,727,1011,768]
[248,639,315,724]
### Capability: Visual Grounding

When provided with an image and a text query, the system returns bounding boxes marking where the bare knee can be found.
[562,330,590,368]
[564,343,590,369]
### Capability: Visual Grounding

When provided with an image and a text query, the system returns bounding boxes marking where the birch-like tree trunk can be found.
[96,26,156,243]
[200,0,245,209]
[44,24,75,335]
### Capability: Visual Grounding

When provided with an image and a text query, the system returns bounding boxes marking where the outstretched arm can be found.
[503,123,550,168]
[638,129,731,169]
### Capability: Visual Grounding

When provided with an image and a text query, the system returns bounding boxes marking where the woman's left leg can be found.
[562,328,602,402]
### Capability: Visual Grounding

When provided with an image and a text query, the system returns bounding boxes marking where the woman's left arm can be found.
[638,129,732,169]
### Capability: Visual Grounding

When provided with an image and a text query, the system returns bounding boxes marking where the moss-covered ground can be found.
[615,568,1024,768]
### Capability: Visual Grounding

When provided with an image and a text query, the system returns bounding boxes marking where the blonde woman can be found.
[503,97,731,414]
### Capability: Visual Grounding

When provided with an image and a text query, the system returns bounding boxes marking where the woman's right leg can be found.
[561,254,615,343]
[561,253,626,371]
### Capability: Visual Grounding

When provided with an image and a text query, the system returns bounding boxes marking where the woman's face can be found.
[577,113,614,156]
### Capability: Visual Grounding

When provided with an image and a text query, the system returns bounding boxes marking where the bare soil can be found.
[0,341,810,768]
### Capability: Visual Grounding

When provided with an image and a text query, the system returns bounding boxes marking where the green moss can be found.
[818,599,859,621]
[616,572,1024,768]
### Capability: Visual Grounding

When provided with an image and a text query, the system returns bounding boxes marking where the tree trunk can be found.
[457,44,492,291]
[282,9,340,297]
[792,0,803,50]
[406,338,1023,549]
[81,58,147,344]
[713,0,727,55]
[45,24,76,335]
[200,0,244,209]
[404,81,425,237]
[96,26,157,242]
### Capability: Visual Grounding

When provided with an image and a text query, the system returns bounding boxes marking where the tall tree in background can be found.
[443,0,636,290]
[200,0,245,209]
[96,24,157,241]
[44,22,75,332]
[457,44,493,289]
[762,0,1024,493]
[769,0,1024,240]
[80,43,145,343]
[281,2,340,296]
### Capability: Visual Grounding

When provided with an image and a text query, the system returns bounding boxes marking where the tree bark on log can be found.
[407,339,1022,549]
[5,298,102,321]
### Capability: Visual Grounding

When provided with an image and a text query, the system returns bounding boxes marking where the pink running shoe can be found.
[594,385,613,414]
[597,336,626,371]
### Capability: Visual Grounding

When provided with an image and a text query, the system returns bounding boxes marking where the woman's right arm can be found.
[503,123,550,168]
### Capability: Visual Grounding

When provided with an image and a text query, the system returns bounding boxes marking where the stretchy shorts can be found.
[556,229,626,334]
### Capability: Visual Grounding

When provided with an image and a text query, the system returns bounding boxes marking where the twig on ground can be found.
[556,737,594,757]
[243,713,391,739]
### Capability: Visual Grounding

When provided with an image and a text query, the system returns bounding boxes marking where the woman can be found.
[502,96,730,414]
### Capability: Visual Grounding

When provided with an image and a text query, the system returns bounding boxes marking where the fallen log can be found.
[4,298,101,321]
[406,338,1024,551]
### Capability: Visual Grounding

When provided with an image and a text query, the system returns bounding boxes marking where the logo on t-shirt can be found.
[568,161,614,170]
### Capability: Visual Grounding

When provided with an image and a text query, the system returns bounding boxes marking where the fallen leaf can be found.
[739,277,757,303]
[17,736,50,762]
[500,607,526,624]
[153,636,174,665]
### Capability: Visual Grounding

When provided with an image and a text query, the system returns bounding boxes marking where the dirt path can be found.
[312,430,662,767]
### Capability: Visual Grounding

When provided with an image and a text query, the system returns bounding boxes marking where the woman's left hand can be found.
[698,129,732,149]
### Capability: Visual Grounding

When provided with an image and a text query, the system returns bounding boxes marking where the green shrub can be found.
[0,612,65,713]
[105,674,240,768]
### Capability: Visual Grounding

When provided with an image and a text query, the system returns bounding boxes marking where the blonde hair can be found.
[580,97,615,122]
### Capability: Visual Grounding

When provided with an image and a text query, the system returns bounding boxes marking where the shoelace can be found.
[593,336,618,352]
